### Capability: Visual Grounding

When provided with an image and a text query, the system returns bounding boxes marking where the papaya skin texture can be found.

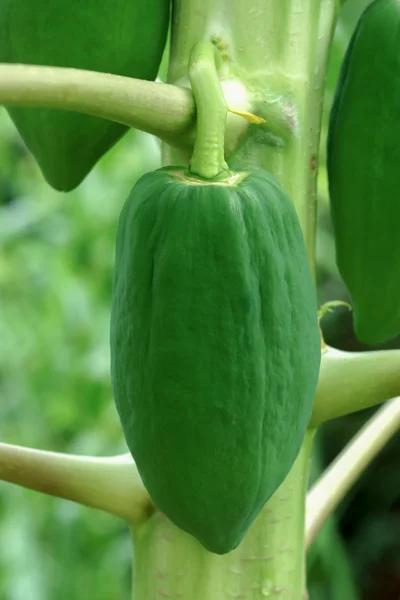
[110,167,321,555]
[0,0,169,192]
[327,0,400,345]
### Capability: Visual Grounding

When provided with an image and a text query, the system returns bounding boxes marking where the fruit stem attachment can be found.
[188,42,230,180]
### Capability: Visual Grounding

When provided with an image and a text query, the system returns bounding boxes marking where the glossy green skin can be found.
[110,167,321,554]
[327,0,400,345]
[0,0,169,191]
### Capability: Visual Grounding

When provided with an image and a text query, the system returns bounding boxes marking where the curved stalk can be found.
[311,345,400,426]
[0,62,271,164]
[188,42,229,179]
[306,397,400,549]
[0,443,151,525]
[0,63,195,143]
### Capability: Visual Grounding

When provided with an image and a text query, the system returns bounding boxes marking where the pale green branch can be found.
[0,63,292,166]
[311,345,400,426]
[306,397,400,549]
[0,63,195,144]
[0,442,152,525]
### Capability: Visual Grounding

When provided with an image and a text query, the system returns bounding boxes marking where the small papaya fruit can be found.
[110,166,321,554]
[327,0,400,345]
[0,0,170,191]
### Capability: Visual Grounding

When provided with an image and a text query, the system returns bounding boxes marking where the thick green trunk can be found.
[131,431,315,600]
[164,0,338,266]
[130,1,339,598]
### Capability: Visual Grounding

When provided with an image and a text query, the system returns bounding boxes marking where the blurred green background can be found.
[0,1,399,598]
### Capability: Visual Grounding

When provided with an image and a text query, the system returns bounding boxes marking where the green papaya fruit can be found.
[0,0,169,191]
[110,166,321,554]
[327,0,400,345]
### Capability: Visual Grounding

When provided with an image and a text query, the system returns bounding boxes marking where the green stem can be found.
[0,444,151,524]
[0,63,195,143]
[0,62,267,161]
[311,346,400,426]
[188,42,229,179]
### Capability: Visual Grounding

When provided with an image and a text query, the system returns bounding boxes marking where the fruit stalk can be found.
[187,42,229,179]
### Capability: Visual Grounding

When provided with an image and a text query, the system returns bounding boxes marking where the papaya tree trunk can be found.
[131,431,315,600]
[130,1,339,598]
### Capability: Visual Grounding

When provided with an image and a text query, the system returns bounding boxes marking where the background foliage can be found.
[0,1,398,598]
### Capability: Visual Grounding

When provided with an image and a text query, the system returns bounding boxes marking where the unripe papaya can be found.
[327,0,400,345]
[0,0,169,192]
[110,166,321,554]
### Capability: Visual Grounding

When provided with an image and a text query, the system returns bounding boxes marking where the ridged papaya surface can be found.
[0,0,169,191]
[327,0,400,345]
[110,167,321,554]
